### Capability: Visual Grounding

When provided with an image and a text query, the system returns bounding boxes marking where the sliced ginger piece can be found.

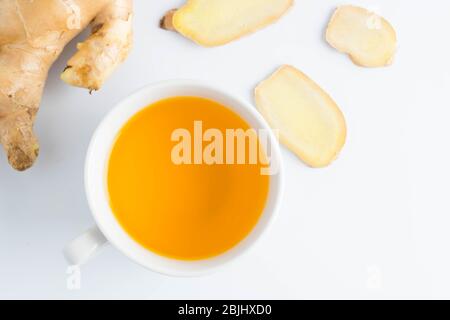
[326,5,397,68]
[255,66,347,168]
[161,0,293,47]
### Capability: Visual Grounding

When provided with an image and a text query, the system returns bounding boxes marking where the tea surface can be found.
[107,97,270,260]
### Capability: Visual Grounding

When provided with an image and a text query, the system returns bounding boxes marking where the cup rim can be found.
[84,79,284,277]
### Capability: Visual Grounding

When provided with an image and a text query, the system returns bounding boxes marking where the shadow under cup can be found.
[84,81,283,276]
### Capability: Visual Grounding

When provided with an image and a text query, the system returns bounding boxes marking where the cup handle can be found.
[64,226,109,265]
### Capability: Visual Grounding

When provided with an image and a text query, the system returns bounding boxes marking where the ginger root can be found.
[161,0,293,47]
[255,66,347,168]
[0,0,133,171]
[326,5,397,68]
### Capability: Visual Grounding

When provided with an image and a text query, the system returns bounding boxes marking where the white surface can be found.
[0,0,449,299]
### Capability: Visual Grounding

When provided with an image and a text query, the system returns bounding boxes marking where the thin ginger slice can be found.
[326,5,397,68]
[255,66,347,168]
[162,0,293,47]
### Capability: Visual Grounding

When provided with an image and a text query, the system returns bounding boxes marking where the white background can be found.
[1,0,449,299]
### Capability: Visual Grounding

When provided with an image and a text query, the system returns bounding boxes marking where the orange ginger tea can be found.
[107,97,270,260]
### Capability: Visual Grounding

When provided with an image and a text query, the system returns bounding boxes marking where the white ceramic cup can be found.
[63,80,283,277]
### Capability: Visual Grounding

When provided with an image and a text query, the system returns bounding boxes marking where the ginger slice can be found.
[255,66,347,168]
[326,5,397,68]
[161,0,294,47]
